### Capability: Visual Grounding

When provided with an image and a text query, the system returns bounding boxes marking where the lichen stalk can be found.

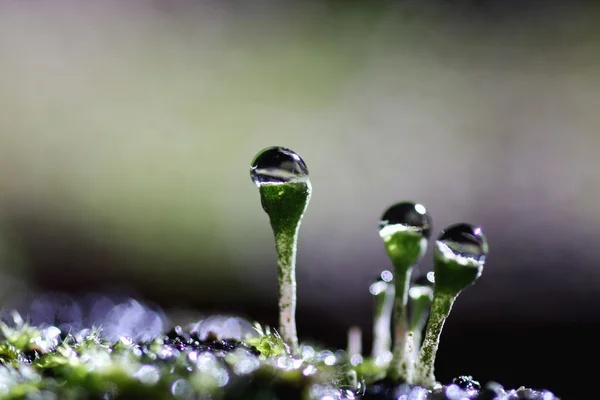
[413,290,455,388]
[371,283,394,359]
[258,181,312,353]
[380,228,428,382]
[387,266,413,381]
[408,284,434,361]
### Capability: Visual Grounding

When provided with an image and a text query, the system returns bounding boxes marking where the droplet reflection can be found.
[250,146,309,186]
[379,202,432,240]
[436,223,488,266]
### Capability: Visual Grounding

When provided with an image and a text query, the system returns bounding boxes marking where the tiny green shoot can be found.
[414,223,488,388]
[250,146,312,353]
[379,202,431,382]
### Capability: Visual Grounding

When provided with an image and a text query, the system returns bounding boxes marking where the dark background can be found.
[1,1,599,398]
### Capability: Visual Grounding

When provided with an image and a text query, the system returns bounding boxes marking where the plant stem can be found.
[387,265,413,381]
[259,181,311,353]
[273,228,299,352]
[408,285,433,362]
[413,290,455,388]
[371,283,394,359]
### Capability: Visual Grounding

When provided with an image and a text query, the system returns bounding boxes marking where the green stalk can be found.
[382,231,427,382]
[413,223,487,387]
[413,289,455,387]
[258,181,311,352]
[408,283,433,361]
[388,264,413,381]
[370,279,394,359]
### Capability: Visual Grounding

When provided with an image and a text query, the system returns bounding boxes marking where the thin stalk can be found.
[408,284,434,362]
[387,265,413,381]
[413,290,455,387]
[371,282,394,359]
[273,229,299,352]
[259,181,311,353]
[347,326,363,359]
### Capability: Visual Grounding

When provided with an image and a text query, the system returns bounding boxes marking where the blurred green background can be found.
[0,1,599,397]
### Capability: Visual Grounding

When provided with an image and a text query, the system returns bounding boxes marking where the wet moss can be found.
[0,319,559,399]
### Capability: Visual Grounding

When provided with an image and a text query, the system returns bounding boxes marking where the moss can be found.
[0,317,560,400]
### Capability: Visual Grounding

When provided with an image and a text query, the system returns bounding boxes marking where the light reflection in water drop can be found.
[350,354,363,366]
[171,378,193,399]
[301,345,315,359]
[380,270,393,282]
[303,365,318,376]
[379,202,432,240]
[436,223,488,266]
[250,146,309,186]
[133,365,160,385]
[426,271,435,283]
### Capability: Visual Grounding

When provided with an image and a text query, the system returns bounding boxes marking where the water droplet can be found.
[369,280,388,296]
[231,351,260,375]
[379,202,432,268]
[436,223,488,266]
[350,354,363,366]
[302,364,318,376]
[444,384,468,400]
[317,350,337,366]
[250,146,309,186]
[190,316,258,341]
[379,202,431,239]
[301,345,315,359]
[413,272,434,287]
[133,365,160,385]
[426,271,435,283]
[369,271,393,296]
[171,379,193,399]
[374,351,393,366]
[380,270,393,283]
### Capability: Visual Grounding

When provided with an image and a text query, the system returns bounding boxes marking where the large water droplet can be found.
[379,202,431,239]
[250,146,309,186]
[436,223,488,266]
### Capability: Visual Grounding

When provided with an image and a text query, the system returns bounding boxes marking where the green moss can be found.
[0,318,560,399]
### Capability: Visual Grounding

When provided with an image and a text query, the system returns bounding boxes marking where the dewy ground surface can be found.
[0,311,560,400]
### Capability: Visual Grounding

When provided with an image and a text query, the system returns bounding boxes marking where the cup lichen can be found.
[250,146,312,353]
[378,202,432,382]
[413,223,488,387]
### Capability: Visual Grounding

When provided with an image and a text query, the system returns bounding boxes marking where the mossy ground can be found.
[0,315,559,400]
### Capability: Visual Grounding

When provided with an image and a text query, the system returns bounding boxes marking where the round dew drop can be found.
[380,270,393,283]
[379,202,432,240]
[250,146,309,186]
[379,202,432,269]
[435,223,488,266]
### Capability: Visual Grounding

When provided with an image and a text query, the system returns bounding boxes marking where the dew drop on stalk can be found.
[249,146,312,353]
[250,146,309,186]
[379,202,431,244]
[414,223,489,388]
[436,223,488,267]
[379,202,431,382]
